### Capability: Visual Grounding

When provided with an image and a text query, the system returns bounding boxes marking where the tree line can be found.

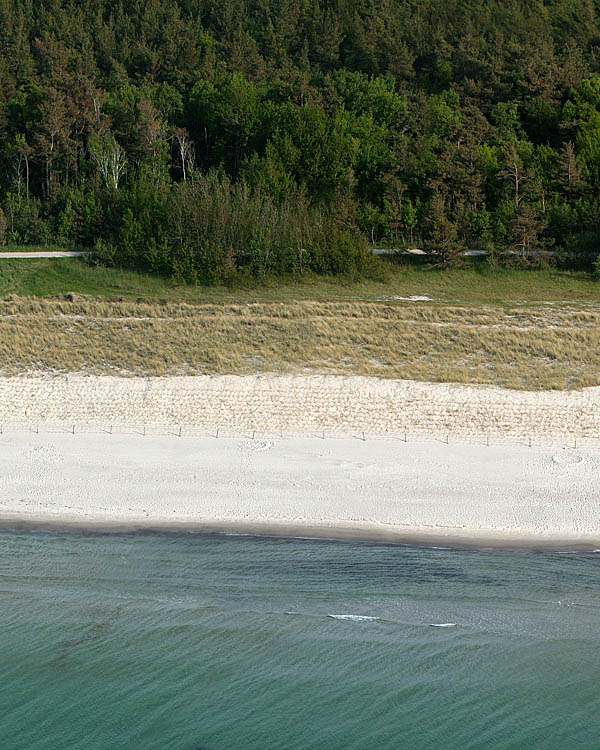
[1,0,600,280]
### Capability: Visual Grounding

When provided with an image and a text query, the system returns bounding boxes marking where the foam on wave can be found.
[327,614,380,622]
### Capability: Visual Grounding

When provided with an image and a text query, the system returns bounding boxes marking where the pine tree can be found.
[424,193,461,266]
[557,141,582,197]
[510,202,546,261]
[499,143,529,208]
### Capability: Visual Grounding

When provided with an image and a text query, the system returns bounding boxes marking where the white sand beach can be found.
[1,374,599,546]
[0,429,598,547]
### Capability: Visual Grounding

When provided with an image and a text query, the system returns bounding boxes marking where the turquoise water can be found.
[0,531,599,749]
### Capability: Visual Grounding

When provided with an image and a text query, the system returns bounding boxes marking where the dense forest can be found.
[1,0,600,280]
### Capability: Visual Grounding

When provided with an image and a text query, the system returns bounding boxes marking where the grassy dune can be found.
[0,257,598,389]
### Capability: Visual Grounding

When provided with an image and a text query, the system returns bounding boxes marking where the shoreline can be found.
[1,428,598,549]
[1,513,600,551]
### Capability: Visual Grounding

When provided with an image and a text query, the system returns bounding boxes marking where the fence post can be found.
[72,424,75,435]
[528,436,532,448]
[178,426,182,438]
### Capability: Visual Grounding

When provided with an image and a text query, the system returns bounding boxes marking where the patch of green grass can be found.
[0,256,597,307]
[0,258,184,298]
[402,265,599,306]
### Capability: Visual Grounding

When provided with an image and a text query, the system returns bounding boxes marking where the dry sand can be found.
[1,373,599,437]
[1,373,599,547]
[1,430,598,547]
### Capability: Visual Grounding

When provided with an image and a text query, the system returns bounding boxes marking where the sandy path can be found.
[1,431,598,547]
[0,251,87,258]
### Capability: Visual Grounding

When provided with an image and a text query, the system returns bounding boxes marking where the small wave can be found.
[327,614,379,622]
[429,622,456,628]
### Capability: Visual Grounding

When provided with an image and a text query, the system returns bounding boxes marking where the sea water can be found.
[0,530,598,749]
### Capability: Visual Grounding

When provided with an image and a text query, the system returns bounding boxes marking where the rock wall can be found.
[0,374,597,438]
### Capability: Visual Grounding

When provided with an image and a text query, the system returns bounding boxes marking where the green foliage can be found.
[56,198,76,244]
[99,171,371,282]
[0,0,599,278]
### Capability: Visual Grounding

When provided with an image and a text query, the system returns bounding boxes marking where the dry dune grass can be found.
[0,295,599,389]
